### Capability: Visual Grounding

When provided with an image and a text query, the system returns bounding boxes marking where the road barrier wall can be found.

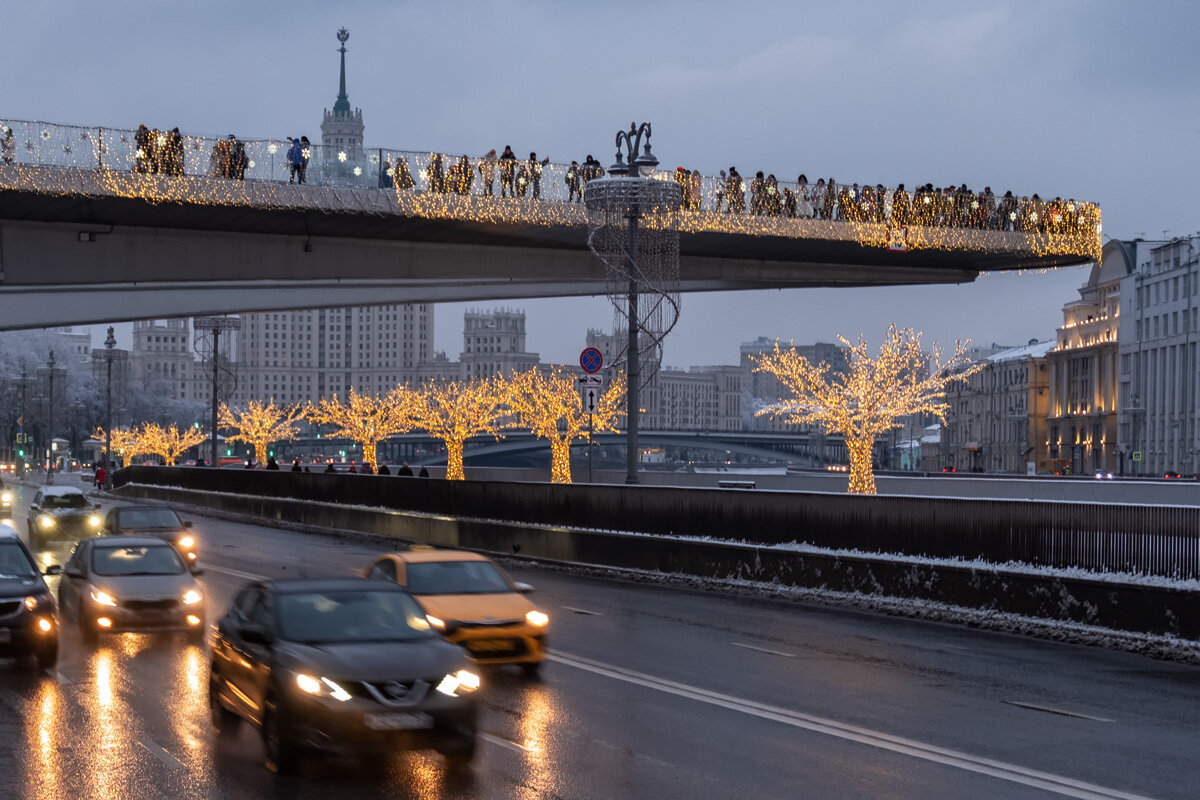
[115,481,1200,641]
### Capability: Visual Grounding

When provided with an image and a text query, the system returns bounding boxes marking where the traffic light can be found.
[17,448,24,458]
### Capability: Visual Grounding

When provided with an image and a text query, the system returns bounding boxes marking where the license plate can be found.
[470,639,511,652]
[0,629,9,643]
[364,711,433,730]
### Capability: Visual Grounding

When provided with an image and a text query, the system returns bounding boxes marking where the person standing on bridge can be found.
[299,136,311,183]
[498,146,517,197]
[394,156,415,190]
[288,138,304,184]
[398,462,414,476]
[479,149,497,196]
[135,125,153,173]
[566,161,582,203]
[266,457,280,470]
[528,152,549,199]
[727,168,745,214]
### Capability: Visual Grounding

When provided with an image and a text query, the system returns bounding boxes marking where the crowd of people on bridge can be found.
[133,124,187,176]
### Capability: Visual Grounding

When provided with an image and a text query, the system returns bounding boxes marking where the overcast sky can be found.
[6,0,1199,367]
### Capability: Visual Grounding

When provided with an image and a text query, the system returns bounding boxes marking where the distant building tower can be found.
[320,27,364,158]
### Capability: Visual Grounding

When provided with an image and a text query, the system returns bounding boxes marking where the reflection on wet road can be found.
[2,478,1200,799]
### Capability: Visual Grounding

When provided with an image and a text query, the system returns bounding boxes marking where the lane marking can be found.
[138,739,185,769]
[45,668,72,684]
[548,651,1152,800]
[480,732,528,754]
[562,606,602,616]
[202,564,268,582]
[1004,701,1114,723]
[731,642,797,658]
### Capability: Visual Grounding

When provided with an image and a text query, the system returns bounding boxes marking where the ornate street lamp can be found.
[195,317,241,467]
[586,122,681,484]
[92,327,128,489]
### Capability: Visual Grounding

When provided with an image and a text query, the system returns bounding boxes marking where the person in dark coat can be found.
[397,462,414,476]
[324,462,336,473]
[498,145,517,197]
[377,463,391,475]
[288,138,304,184]
[291,460,302,472]
[527,152,549,198]
[135,124,153,173]
[299,136,311,184]
[265,457,279,470]
[418,466,430,477]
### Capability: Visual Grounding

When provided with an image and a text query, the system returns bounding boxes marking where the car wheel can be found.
[208,674,240,737]
[520,661,543,679]
[34,639,59,671]
[262,699,300,774]
[438,732,477,769]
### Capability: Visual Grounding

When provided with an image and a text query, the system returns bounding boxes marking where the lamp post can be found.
[44,351,61,484]
[92,327,127,490]
[605,123,661,485]
[194,317,241,468]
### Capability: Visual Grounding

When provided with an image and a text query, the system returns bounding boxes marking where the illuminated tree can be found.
[92,425,141,462]
[219,399,307,466]
[415,378,506,481]
[753,325,981,495]
[136,422,207,465]
[503,368,626,483]
[306,388,420,473]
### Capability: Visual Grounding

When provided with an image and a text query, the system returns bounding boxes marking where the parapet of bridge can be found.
[0,119,1099,328]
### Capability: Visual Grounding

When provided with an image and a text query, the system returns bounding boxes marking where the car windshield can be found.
[405,561,511,595]
[118,509,182,528]
[0,541,38,579]
[278,590,436,643]
[42,493,89,509]
[92,544,185,576]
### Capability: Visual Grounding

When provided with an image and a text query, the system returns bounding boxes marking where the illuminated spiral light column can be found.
[585,123,682,484]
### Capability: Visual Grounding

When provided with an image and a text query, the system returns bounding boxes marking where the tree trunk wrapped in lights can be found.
[136,422,207,466]
[415,378,506,481]
[92,426,141,464]
[753,325,981,495]
[305,388,420,473]
[503,368,627,483]
[219,399,307,466]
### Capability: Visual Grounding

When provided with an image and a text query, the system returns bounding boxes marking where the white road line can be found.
[548,651,1153,800]
[562,606,602,616]
[480,732,528,754]
[44,668,72,684]
[138,739,185,769]
[1005,701,1114,723]
[731,642,797,658]
[202,564,268,582]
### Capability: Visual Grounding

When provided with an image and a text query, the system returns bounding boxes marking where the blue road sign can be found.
[580,347,603,374]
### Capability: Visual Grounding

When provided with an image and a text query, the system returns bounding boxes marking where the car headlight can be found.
[24,593,50,611]
[39,516,55,529]
[1,491,11,504]
[90,590,117,607]
[182,589,203,605]
[295,673,352,702]
[426,615,446,630]
[526,610,549,628]
[88,515,102,527]
[178,535,194,548]
[436,669,481,697]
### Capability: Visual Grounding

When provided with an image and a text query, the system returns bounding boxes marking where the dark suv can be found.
[0,526,60,668]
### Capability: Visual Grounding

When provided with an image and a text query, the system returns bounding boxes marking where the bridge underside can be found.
[0,168,1094,330]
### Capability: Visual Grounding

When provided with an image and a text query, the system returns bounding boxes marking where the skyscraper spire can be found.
[333,27,351,115]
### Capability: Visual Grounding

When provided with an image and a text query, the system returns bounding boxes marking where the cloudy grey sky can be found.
[6,0,1199,366]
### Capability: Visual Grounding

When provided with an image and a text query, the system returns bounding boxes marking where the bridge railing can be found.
[0,117,1100,250]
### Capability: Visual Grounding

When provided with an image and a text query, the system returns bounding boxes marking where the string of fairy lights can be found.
[0,117,1100,260]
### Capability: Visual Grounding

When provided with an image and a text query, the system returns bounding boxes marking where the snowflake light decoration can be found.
[337,151,348,163]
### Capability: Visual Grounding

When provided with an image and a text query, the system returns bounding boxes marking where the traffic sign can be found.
[580,347,603,374]
[1131,450,1143,462]
[579,375,604,414]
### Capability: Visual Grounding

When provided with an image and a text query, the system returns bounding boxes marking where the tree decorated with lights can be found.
[136,422,207,466]
[503,367,627,483]
[305,388,420,473]
[416,378,507,481]
[92,425,141,463]
[753,325,981,494]
[219,399,307,466]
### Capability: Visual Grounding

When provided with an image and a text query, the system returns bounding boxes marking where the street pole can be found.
[104,327,115,490]
[17,370,26,480]
[46,351,56,485]
[588,406,594,484]
[210,326,220,468]
[625,213,640,485]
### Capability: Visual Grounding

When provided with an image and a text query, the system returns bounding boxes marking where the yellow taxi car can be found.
[362,548,548,676]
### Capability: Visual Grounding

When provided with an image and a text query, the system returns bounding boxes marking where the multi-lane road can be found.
[1,477,1198,799]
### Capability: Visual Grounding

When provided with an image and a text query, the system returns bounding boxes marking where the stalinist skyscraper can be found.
[233,28,434,406]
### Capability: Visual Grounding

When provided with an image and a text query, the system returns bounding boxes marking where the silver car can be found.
[57,536,206,645]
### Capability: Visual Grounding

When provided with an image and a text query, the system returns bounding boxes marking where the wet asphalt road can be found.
[2,476,1200,799]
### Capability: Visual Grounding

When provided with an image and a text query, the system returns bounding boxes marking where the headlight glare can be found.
[88,515,101,527]
[296,673,321,694]
[526,610,549,628]
[178,535,194,548]
[182,589,202,605]
[2,491,11,503]
[39,516,55,529]
[91,590,117,607]
[426,615,445,630]
[296,672,351,701]
[437,669,481,697]
[24,594,44,611]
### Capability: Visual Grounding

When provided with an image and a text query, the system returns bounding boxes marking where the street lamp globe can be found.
[633,143,658,177]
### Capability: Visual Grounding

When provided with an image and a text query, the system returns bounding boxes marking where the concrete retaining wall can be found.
[117,483,1200,641]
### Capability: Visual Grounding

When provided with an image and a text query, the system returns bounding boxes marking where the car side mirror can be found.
[239,624,273,645]
[92,503,102,509]
[190,567,205,576]
[65,568,84,579]
[182,521,193,529]
[513,582,535,594]
[43,565,62,576]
